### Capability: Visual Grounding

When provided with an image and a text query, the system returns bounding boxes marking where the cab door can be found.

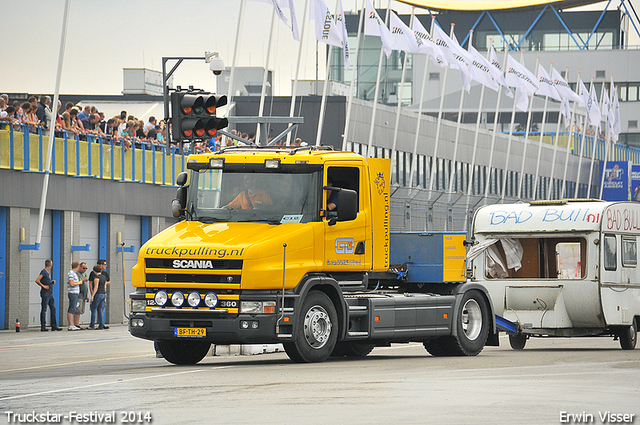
[323,163,371,272]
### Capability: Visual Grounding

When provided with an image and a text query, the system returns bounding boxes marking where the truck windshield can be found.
[186,169,320,224]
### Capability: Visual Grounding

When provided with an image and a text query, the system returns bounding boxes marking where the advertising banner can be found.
[631,165,640,201]
[396,0,601,11]
[599,161,630,201]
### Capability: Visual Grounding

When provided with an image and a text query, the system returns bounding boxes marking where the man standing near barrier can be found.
[73,262,90,329]
[35,259,62,331]
[67,261,81,331]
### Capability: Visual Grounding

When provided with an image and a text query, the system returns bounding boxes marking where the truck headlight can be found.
[171,291,185,307]
[154,290,168,307]
[131,300,147,312]
[240,301,276,314]
[187,291,201,308]
[204,292,219,308]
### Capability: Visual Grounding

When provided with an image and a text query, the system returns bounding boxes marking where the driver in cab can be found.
[224,174,273,209]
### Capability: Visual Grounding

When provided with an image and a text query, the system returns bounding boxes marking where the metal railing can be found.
[0,123,185,186]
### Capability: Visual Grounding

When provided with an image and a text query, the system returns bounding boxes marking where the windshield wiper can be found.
[241,218,280,224]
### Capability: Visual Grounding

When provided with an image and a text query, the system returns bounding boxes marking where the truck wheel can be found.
[156,340,211,365]
[423,337,453,356]
[509,334,527,350]
[331,342,375,358]
[448,290,490,356]
[283,291,338,363]
[619,319,637,350]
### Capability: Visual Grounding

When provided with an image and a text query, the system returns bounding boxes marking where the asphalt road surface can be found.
[0,325,638,425]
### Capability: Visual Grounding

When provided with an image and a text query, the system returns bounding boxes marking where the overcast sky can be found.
[1,0,622,98]
[0,0,366,97]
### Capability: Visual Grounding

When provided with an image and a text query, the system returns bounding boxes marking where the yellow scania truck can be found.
[128,146,497,364]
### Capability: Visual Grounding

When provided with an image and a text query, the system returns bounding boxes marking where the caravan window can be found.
[603,234,617,271]
[622,237,637,267]
[483,237,586,280]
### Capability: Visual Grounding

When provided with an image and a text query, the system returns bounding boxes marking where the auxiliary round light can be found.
[204,292,219,308]
[171,291,185,307]
[154,290,168,307]
[188,291,201,308]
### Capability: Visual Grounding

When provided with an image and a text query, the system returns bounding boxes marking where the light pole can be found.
[161,52,223,153]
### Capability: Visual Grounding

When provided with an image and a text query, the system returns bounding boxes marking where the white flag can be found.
[561,99,571,128]
[336,0,350,70]
[467,44,499,92]
[411,18,447,68]
[313,0,342,48]
[603,88,611,134]
[364,0,395,58]
[389,11,419,53]
[536,65,561,101]
[579,80,601,125]
[286,0,300,41]
[611,86,621,142]
[506,55,539,112]
[250,0,297,39]
[488,46,513,98]
[551,68,584,106]
[450,32,473,93]
[432,24,472,82]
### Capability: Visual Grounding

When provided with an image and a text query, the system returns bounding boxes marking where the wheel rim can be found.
[461,299,483,341]
[303,305,332,349]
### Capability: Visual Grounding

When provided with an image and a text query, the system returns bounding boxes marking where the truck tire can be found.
[283,291,338,363]
[423,338,452,356]
[619,319,637,350]
[331,342,376,358]
[156,340,211,365]
[448,290,490,356]
[509,334,527,350]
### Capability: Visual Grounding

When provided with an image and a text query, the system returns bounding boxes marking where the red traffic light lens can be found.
[183,129,192,137]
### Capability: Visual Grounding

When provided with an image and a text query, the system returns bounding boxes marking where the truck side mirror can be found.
[337,189,357,222]
[176,172,188,187]
[172,185,188,218]
[172,172,189,217]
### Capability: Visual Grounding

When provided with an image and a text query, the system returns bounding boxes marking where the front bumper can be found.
[129,309,292,344]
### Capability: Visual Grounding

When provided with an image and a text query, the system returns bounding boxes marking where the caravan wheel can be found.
[619,319,637,350]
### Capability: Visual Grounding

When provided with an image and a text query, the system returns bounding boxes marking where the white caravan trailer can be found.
[468,200,639,350]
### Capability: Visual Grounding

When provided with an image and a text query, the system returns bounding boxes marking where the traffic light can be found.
[170,89,229,141]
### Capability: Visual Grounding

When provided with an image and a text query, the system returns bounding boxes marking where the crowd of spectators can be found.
[1,93,311,153]
[0,94,168,152]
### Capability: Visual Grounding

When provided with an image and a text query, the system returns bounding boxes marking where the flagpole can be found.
[484,46,509,202]
[287,0,310,145]
[227,0,246,114]
[500,51,525,201]
[448,29,472,193]
[586,81,606,198]
[464,41,491,228]
[427,24,453,192]
[341,0,366,151]
[532,62,554,200]
[366,0,392,157]
[547,65,571,200]
[598,89,612,199]
[390,8,415,184]
[37,0,70,247]
[257,8,277,144]
[574,76,593,198]
[560,80,579,198]
[408,18,434,188]
[516,56,540,200]
[316,0,343,146]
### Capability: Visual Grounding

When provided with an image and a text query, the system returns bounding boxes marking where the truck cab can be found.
[129,146,496,364]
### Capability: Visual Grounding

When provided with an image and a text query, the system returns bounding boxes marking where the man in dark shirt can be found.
[88,259,110,329]
[35,259,62,331]
[35,95,51,129]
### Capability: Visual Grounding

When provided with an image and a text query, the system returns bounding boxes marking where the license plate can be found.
[174,327,206,337]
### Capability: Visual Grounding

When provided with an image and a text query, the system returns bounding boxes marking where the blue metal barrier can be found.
[0,123,183,187]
